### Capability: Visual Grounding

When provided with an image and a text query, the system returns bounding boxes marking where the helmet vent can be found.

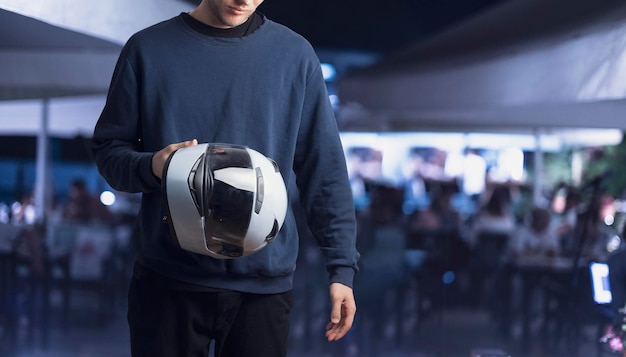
[255,167,264,214]
[188,155,204,216]
[266,219,279,242]
[270,158,280,172]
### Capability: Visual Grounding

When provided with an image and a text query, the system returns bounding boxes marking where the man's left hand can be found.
[325,282,356,342]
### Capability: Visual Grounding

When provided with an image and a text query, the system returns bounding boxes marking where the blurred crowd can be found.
[2,148,625,356]
[341,144,625,354]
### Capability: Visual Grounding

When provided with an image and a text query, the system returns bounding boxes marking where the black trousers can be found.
[127,264,293,357]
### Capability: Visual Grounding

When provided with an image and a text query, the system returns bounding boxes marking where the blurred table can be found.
[509,255,586,354]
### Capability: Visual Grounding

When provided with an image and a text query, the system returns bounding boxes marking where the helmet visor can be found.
[200,144,254,257]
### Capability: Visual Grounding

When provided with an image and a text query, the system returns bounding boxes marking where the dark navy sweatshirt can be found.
[92,13,359,293]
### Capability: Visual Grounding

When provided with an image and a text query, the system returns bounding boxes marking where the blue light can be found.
[442,271,455,285]
[320,63,336,81]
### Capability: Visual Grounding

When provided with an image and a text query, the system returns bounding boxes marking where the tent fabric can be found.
[0,0,193,45]
[337,0,626,132]
[0,8,122,101]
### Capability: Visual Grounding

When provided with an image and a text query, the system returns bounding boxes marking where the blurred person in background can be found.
[11,191,36,225]
[61,178,113,224]
[408,182,461,233]
[509,206,560,259]
[3,191,45,275]
[462,148,487,204]
[552,185,581,248]
[467,185,516,248]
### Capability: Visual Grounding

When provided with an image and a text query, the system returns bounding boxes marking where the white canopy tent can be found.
[0,1,193,222]
[0,8,121,100]
[336,0,626,203]
[337,0,626,133]
[0,7,124,221]
[0,0,195,135]
[0,0,193,45]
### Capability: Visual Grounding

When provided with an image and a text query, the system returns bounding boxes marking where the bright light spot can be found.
[329,94,339,107]
[614,200,626,212]
[492,147,524,182]
[590,262,612,304]
[607,235,621,253]
[321,63,336,81]
[100,191,116,206]
[604,215,615,226]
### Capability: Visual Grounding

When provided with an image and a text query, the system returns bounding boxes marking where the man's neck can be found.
[189,5,214,27]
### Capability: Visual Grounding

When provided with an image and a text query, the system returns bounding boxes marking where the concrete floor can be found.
[0,233,615,357]
[3,280,613,357]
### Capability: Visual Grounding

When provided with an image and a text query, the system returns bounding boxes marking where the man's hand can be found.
[325,282,356,342]
[151,139,198,179]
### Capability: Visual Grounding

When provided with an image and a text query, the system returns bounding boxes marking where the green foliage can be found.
[584,135,626,199]
[535,133,626,200]
[541,150,573,191]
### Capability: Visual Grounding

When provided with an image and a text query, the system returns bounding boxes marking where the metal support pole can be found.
[533,129,544,206]
[34,98,50,224]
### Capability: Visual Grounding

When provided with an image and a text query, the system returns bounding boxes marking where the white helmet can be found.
[162,143,288,259]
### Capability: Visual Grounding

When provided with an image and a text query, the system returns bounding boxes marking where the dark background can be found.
[184,0,507,55]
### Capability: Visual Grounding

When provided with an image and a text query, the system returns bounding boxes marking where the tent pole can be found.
[533,129,544,206]
[34,97,50,224]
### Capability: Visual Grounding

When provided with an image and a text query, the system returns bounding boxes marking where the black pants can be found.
[127,264,293,357]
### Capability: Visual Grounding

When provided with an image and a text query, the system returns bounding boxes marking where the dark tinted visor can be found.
[202,144,254,257]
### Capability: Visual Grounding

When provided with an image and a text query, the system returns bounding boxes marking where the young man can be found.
[91,0,359,356]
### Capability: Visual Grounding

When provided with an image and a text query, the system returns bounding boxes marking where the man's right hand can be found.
[151,139,198,179]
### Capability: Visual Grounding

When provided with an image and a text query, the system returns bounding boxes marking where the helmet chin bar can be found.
[202,216,244,258]
[163,143,288,259]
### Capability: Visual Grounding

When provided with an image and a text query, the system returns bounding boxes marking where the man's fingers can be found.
[325,316,352,341]
[330,299,341,324]
[342,305,355,329]
[152,139,198,178]
[180,139,198,148]
[170,139,198,152]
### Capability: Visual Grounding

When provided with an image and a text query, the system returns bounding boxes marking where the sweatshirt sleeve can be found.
[91,44,161,194]
[294,66,360,288]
